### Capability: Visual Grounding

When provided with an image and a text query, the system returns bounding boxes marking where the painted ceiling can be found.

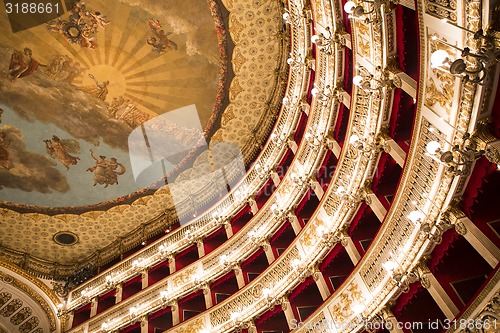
[0,0,225,210]
[0,0,286,274]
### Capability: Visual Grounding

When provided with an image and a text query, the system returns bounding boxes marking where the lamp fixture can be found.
[311,27,346,54]
[282,7,303,26]
[287,55,305,68]
[270,202,288,217]
[56,303,67,318]
[383,252,423,293]
[270,132,289,147]
[336,185,367,207]
[311,84,332,103]
[430,32,500,84]
[316,224,346,247]
[254,162,271,179]
[290,172,310,187]
[425,139,482,176]
[348,132,386,157]
[353,67,396,93]
[344,0,398,23]
[407,207,448,244]
[230,311,252,333]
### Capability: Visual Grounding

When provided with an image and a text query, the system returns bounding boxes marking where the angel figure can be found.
[86,149,125,187]
[44,135,80,170]
[147,19,177,54]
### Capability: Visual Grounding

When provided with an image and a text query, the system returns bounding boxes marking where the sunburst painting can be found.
[0,0,229,212]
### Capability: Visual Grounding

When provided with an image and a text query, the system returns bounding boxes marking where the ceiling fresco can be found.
[0,0,227,210]
[0,0,286,275]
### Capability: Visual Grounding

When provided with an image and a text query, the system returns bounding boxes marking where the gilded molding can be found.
[0,260,58,331]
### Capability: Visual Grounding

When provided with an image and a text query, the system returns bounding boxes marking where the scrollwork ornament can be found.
[391,75,402,88]
[485,145,500,164]
[2,274,14,284]
[51,282,68,298]
[420,276,431,289]
[454,221,467,235]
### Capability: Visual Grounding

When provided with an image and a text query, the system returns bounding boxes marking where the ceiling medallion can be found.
[53,232,79,246]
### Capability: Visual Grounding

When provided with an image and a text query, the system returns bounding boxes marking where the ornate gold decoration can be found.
[0,261,58,331]
[173,266,198,288]
[425,35,456,111]
[174,318,205,333]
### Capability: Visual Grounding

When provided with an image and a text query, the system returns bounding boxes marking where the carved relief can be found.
[424,35,456,111]
[426,0,457,22]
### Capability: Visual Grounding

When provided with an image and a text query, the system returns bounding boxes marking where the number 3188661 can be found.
[5,2,60,14]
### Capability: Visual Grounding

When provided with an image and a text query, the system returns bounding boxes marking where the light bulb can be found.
[353,75,364,86]
[383,260,398,273]
[287,57,293,65]
[311,87,319,96]
[426,141,441,155]
[311,34,320,44]
[430,50,450,67]
[408,210,425,224]
[219,254,227,264]
[352,303,365,314]
[349,134,360,145]
[231,312,240,321]
[344,1,357,14]
[316,225,326,236]
[282,12,290,21]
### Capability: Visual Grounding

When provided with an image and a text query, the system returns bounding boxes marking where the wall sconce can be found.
[348,133,386,157]
[270,132,290,147]
[290,257,321,282]
[344,0,397,23]
[304,131,327,151]
[353,67,395,93]
[212,212,228,227]
[425,139,481,176]
[254,162,271,179]
[290,172,310,187]
[105,274,115,288]
[311,84,332,103]
[316,224,346,247]
[80,288,89,302]
[191,272,208,291]
[100,322,110,332]
[336,185,367,208]
[407,208,448,244]
[282,8,303,27]
[56,303,67,318]
[219,254,237,270]
[248,228,266,244]
[160,290,169,304]
[383,252,423,293]
[230,311,252,333]
[430,32,499,84]
[270,202,288,217]
[287,55,305,68]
